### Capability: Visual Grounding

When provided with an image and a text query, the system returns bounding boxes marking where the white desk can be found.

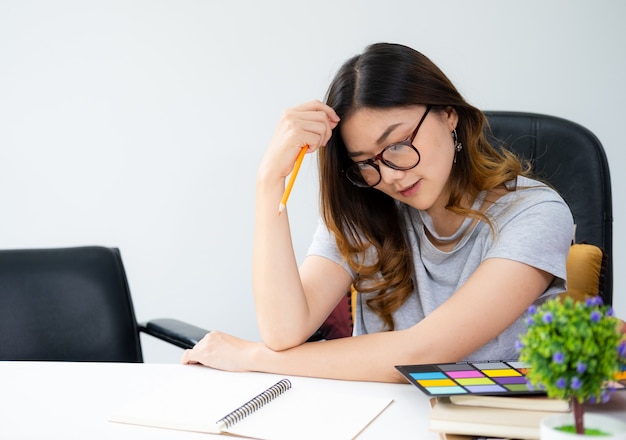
[0,361,435,439]
[1,361,624,439]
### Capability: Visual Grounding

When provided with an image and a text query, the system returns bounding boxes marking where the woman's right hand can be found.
[258,100,340,182]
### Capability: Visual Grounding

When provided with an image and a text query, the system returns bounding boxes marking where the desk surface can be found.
[1,361,625,439]
[0,361,436,439]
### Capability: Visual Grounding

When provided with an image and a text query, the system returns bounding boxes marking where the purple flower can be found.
[527,305,537,315]
[590,310,602,323]
[601,390,613,404]
[618,341,626,358]
[515,339,523,351]
[571,376,582,390]
[607,307,615,317]
[586,296,603,307]
[576,362,587,374]
[525,316,534,326]
[556,378,567,389]
[552,352,565,364]
[542,312,553,324]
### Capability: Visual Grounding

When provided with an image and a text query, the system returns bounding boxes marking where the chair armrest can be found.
[139,318,209,350]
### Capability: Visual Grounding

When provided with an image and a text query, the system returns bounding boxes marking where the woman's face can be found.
[341,105,459,212]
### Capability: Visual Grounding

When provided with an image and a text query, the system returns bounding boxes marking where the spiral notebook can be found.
[109,370,393,440]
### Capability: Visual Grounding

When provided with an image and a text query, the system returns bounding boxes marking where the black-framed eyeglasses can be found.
[344,105,432,188]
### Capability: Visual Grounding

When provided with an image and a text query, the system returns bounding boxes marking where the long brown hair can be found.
[318,43,528,331]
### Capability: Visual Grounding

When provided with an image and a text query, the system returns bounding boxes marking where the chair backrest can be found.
[0,246,143,361]
[484,111,613,304]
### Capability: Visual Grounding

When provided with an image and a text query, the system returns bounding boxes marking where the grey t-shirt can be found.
[306,176,574,361]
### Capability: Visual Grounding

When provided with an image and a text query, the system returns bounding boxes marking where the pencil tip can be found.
[278,204,286,215]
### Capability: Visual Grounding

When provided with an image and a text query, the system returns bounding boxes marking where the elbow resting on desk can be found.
[258,326,316,352]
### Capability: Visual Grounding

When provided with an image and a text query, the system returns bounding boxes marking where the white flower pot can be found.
[541,413,626,439]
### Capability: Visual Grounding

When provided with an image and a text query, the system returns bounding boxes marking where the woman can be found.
[182,43,573,383]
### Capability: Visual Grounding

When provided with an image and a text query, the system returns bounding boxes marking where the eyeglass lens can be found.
[344,106,431,188]
[346,144,420,187]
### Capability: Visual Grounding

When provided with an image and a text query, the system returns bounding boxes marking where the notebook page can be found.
[109,370,393,439]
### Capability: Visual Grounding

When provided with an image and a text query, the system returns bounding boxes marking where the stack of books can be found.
[428,394,571,440]
[395,361,580,439]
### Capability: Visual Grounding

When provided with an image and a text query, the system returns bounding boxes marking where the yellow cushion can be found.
[350,285,357,326]
[559,243,606,302]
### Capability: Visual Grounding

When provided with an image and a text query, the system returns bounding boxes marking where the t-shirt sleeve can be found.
[486,187,574,285]
[306,219,356,279]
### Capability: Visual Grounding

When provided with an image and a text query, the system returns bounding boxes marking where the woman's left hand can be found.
[181,330,261,372]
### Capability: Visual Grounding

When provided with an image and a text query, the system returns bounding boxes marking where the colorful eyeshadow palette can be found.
[396,361,626,397]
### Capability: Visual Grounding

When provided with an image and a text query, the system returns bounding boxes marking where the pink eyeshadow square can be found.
[447,370,485,379]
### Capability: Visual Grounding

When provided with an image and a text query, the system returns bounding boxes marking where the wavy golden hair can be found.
[319,43,530,331]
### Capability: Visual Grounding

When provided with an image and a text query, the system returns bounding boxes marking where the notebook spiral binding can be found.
[216,378,292,429]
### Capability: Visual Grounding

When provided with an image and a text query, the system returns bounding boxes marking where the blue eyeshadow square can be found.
[410,372,447,380]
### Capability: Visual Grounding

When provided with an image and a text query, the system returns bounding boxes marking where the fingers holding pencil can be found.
[268,101,339,214]
[269,101,339,162]
[286,100,340,152]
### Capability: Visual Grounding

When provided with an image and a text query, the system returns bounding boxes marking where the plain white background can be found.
[1,0,624,362]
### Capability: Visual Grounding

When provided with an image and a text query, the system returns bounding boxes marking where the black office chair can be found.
[484,111,613,305]
[0,246,209,362]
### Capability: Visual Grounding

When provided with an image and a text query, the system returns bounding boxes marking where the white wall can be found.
[1,0,624,362]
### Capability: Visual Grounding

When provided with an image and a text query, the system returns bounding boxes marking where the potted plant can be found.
[517,295,626,437]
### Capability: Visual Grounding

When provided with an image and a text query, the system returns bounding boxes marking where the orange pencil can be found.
[278,145,308,215]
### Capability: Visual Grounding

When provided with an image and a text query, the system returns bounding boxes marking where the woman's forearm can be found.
[252,174,313,349]
[250,330,419,383]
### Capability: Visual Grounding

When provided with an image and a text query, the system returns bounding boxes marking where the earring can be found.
[452,129,463,163]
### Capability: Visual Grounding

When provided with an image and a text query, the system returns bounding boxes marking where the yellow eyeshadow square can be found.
[417,379,456,387]
[483,369,522,377]
[456,378,495,386]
